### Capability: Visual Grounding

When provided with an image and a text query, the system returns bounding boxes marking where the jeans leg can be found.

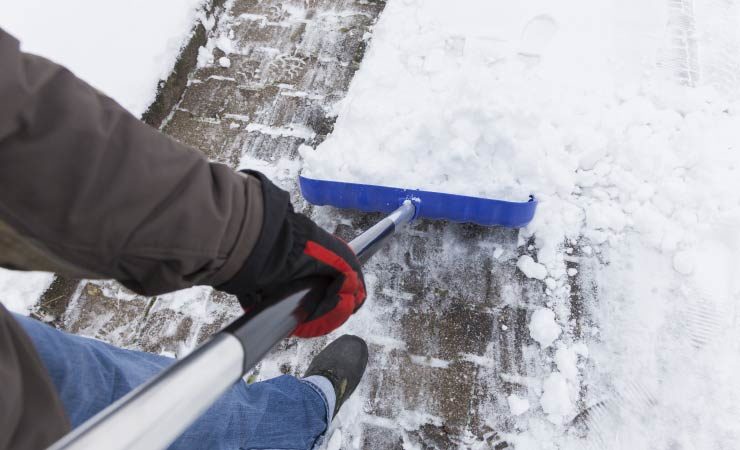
[15,314,329,450]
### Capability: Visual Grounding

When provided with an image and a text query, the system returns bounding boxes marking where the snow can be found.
[517,255,548,280]
[554,346,578,381]
[528,308,562,348]
[0,269,54,315]
[310,0,740,446]
[544,278,557,291]
[325,428,343,450]
[507,394,531,416]
[539,371,574,424]
[0,0,206,117]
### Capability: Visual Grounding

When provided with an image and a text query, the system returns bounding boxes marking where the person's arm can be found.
[0,28,365,337]
[0,28,264,294]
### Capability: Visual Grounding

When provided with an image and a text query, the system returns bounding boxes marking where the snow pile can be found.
[307,0,740,446]
[0,0,206,116]
[303,1,664,204]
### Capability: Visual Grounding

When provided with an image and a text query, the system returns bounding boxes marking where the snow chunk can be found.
[507,394,531,416]
[215,35,236,54]
[540,372,574,423]
[554,346,579,381]
[572,342,589,358]
[544,277,557,290]
[493,247,504,259]
[528,308,561,348]
[517,255,548,280]
[218,56,231,68]
[197,46,214,67]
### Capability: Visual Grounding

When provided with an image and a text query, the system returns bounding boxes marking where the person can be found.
[0,26,368,450]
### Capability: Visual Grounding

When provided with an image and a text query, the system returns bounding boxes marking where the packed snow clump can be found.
[554,346,579,381]
[528,308,561,348]
[507,394,531,416]
[539,371,574,424]
[517,255,547,280]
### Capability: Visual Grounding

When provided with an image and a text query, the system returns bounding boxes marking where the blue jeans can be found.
[15,314,330,450]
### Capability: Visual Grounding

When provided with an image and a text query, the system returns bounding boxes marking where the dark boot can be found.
[304,335,368,416]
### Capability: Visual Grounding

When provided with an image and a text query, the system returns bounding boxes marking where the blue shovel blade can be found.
[299,176,537,228]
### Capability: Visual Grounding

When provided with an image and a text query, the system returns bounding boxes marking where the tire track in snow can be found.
[660,0,700,86]
[695,0,740,96]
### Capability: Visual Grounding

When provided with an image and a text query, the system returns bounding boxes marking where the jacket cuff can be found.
[216,170,292,296]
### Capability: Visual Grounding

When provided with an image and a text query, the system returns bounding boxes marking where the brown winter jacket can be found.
[0,27,265,448]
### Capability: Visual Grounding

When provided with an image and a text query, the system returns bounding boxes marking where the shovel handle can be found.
[49,200,416,450]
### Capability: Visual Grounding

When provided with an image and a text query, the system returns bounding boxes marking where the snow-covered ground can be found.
[305,0,740,447]
[0,0,206,116]
[0,270,54,314]
[0,0,206,314]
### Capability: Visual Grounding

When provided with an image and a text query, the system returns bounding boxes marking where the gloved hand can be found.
[218,171,366,338]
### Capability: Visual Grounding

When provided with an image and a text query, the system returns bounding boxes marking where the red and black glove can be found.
[218,171,366,338]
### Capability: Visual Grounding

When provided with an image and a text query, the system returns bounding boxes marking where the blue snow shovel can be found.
[49,178,536,450]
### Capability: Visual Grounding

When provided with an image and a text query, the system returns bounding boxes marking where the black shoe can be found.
[304,335,368,416]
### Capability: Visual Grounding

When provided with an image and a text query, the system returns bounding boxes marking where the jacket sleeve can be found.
[0,28,264,295]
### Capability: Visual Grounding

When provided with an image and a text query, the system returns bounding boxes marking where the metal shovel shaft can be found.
[49,200,416,450]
